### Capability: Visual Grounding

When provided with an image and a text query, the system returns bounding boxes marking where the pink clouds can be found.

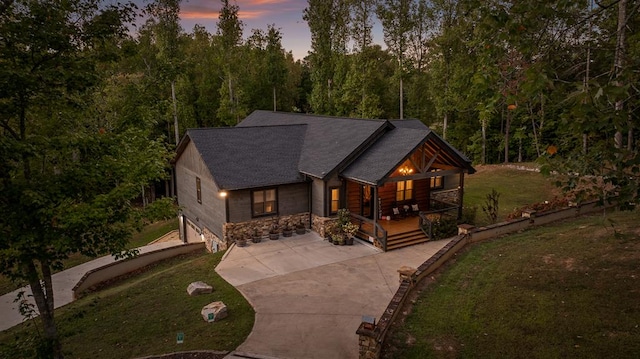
[180,0,303,21]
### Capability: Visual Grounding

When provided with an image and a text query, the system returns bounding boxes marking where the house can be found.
[174,110,475,252]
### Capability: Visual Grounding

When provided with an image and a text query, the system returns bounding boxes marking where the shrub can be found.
[431,217,458,240]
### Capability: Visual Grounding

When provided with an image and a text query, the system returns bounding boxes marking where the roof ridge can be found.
[186,124,306,131]
[253,110,389,123]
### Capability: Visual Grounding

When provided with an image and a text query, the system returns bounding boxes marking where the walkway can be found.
[217,233,450,359]
[0,237,184,332]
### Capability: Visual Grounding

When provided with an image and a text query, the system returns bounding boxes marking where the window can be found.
[430,170,444,189]
[252,188,277,216]
[330,187,340,214]
[196,177,202,204]
[396,180,413,201]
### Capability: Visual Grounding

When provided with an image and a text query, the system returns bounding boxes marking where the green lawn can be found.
[0,218,178,296]
[464,164,558,225]
[383,210,640,358]
[0,250,254,359]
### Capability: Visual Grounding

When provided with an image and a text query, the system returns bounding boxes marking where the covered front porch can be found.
[346,181,461,251]
[339,129,472,251]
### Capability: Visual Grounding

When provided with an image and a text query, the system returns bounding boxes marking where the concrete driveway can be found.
[216,232,450,359]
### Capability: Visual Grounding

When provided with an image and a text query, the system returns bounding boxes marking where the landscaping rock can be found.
[187,281,213,296]
[201,301,227,322]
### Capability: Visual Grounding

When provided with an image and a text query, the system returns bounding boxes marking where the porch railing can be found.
[418,212,433,239]
[429,198,459,214]
[350,213,388,251]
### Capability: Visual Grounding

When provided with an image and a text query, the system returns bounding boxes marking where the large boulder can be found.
[201,301,228,322]
[187,281,213,296]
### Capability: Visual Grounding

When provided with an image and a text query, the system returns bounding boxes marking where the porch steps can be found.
[386,229,429,251]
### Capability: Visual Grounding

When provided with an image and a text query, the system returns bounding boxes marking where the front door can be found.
[361,185,374,219]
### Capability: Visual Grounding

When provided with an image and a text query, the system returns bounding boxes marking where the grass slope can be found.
[0,250,254,358]
[464,165,558,225]
[383,210,640,358]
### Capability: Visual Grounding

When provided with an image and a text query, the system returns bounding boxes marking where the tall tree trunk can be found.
[530,103,541,157]
[613,0,627,149]
[28,261,63,358]
[171,81,179,145]
[399,77,404,119]
[273,86,277,112]
[481,118,487,164]
[504,109,511,164]
[584,0,592,155]
[443,113,448,140]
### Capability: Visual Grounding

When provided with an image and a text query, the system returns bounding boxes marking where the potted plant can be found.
[282,221,294,237]
[269,219,280,240]
[236,232,247,247]
[343,222,359,246]
[295,219,306,235]
[324,222,336,242]
[251,226,262,243]
[331,232,342,245]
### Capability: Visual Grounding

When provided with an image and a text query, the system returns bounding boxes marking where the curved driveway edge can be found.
[216,233,450,359]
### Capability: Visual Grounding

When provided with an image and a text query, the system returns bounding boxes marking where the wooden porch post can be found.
[373,186,378,232]
[458,172,465,219]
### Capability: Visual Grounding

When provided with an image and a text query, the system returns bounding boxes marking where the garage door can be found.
[185,218,201,243]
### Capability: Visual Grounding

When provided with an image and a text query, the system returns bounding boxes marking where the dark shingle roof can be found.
[238,111,390,179]
[185,125,307,190]
[342,128,429,185]
[177,111,475,190]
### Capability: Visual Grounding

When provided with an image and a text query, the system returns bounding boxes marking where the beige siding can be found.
[175,141,225,238]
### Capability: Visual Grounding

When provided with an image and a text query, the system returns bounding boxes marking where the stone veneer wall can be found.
[202,227,226,253]
[430,188,459,204]
[223,213,311,245]
[311,214,338,239]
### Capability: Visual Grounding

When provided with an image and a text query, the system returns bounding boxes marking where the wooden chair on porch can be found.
[391,202,405,220]
[409,203,420,216]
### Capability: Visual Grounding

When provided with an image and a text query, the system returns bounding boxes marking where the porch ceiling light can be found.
[399,166,413,176]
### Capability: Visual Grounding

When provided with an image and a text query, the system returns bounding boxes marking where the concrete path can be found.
[0,239,184,332]
[217,233,450,359]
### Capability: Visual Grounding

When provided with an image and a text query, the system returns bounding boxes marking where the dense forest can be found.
[117,0,639,166]
[0,1,638,357]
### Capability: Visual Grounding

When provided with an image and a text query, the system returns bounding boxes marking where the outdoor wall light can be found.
[219,190,228,198]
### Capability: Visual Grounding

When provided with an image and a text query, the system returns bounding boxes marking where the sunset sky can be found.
[177,0,312,60]
[169,0,384,60]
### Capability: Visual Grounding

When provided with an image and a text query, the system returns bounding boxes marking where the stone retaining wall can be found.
[72,242,206,299]
[357,200,616,358]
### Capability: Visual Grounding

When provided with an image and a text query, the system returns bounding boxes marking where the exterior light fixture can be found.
[219,191,227,198]
[399,166,414,176]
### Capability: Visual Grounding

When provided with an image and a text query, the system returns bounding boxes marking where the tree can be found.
[0,1,170,357]
[377,0,414,119]
[265,25,288,111]
[216,0,244,125]
[145,0,184,144]
[304,0,351,115]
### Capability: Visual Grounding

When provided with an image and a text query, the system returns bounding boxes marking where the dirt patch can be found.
[429,335,459,357]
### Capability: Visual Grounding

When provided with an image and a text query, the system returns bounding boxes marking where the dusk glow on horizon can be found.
[178,0,312,59]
